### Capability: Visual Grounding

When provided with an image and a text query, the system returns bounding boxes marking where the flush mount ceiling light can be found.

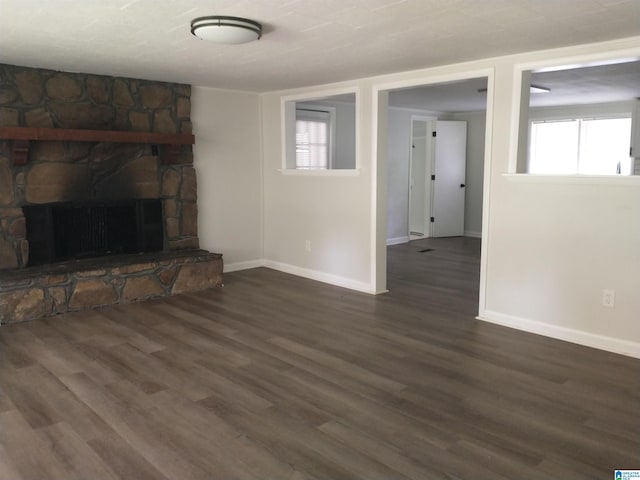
[191,16,262,45]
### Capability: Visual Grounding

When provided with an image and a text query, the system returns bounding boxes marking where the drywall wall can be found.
[368,37,640,356]
[259,36,640,356]
[192,87,263,271]
[485,174,640,353]
[471,41,640,356]
[261,84,374,292]
[452,111,486,237]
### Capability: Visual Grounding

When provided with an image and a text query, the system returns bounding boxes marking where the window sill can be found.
[502,173,640,186]
[278,168,361,177]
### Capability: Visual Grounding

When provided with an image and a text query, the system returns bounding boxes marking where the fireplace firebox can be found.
[23,199,163,267]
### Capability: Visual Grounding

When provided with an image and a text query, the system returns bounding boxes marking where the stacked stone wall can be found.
[0,64,198,269]
[0,251,223,324]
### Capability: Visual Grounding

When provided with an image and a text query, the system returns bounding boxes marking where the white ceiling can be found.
[1,0,639,92]
[388,60,640,112]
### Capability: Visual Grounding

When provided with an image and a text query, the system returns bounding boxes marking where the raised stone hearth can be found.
[0,250,222,324]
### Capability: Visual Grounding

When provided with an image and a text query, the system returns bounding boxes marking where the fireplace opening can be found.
[23,199,164,267]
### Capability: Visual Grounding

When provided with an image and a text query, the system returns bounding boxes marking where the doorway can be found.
[409,119,468,240]
[381,75,490,301]
[408,117,431,240]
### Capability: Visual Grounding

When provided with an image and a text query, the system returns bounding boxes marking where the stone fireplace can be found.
[0,64,222,323]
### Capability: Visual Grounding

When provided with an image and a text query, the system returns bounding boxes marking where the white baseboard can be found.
[263,260,375,294]
[464,230,482,238]
[478,309,640,358]
[224,259,266,273]
[387,236,410,246]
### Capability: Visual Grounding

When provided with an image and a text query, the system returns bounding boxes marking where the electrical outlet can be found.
[305,240,311,252]
[602,289,615,308]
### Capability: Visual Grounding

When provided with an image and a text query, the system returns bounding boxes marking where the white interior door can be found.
[431,120,467,237]
[408,119,430,238]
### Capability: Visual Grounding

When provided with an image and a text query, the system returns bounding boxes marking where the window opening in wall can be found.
[529,116,632,175]
[295,107,332,169]
[514,58,640,175]
[282,91,357,171]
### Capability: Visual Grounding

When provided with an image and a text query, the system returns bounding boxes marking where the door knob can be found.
[460,183,466,188]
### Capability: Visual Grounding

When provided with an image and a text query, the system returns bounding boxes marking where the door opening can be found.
[382,76,489,305]
[408,117,431,240]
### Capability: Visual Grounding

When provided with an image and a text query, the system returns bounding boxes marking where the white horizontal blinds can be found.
[296,108,330,169]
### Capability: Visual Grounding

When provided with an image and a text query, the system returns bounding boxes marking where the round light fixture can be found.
[191,16,262,45]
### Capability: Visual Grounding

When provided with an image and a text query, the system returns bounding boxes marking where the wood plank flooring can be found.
[1,237,639,479]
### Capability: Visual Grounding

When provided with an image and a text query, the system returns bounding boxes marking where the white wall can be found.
[256,36,640,356]
[367,38,640,356]
[261,83,377,293]
[192,87,263,271]
[452,111,486,237]
[474,42,640,357]
[485,175,640,354]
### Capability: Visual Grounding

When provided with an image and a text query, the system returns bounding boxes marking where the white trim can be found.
[478,310,640,359]
[478,69,495,316]
[258,91,266,262]
[370,89,383,294]
[263,260,377,294]
[464,230,482,238]
[278,168,361,177]
[502,173,640,186]
[224,259,266,273]
[388,105,443,116]
[373,67,498,96]
[280,86,360,103]
[387,236,409,246]
[407,115,437,241]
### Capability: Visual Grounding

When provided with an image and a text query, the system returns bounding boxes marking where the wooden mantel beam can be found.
[0,126,195,165]
[0,126,195,145]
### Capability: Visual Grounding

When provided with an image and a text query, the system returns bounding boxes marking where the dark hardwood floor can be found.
[1,237,638,479]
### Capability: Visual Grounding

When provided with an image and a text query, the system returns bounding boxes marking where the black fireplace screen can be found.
[23,199,163,266]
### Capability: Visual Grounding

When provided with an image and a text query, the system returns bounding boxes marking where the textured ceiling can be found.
[388,60,640,112]
[1,0,639,92]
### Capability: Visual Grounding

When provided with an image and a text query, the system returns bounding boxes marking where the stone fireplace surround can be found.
[0,64,222,323]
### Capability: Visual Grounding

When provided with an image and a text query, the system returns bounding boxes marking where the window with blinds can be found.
[295,108,332,169]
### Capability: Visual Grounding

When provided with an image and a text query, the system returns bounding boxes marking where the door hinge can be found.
[430,217,435,223]
[432,131,437,137]
[431,174,435,180]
